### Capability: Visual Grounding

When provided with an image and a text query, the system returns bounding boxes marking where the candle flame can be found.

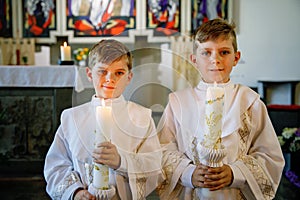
[63,42,67,47]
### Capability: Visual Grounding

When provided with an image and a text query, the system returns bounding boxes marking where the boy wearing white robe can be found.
[44,39,163,199]
[157,19,285,199]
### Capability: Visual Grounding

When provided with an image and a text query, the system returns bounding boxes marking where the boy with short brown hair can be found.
[157,18,284,199]
[44,39,163,199]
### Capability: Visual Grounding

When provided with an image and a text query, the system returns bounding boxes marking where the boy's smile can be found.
[102,84,116,90]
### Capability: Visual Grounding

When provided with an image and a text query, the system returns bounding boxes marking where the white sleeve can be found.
[44,126,84,199]
[230,100,285,199]
[180,164,196,188]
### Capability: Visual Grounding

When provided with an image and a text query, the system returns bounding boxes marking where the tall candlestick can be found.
[203,82,224,149]
[60,42,71,61]
[93,99,112,190]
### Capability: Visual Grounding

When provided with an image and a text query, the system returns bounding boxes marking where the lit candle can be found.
[96,99,112,138]
[203,82,224,149]
[60,42,71,61]
[93,99,112,190]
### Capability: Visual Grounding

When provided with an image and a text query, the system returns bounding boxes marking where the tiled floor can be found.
[0,173,299,199]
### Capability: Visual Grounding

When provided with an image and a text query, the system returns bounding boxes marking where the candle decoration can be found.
[88,99,116,199]
[202,82,224,150]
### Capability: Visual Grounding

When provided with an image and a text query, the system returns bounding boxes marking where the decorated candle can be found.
[60,42,71,61]
[203,82,224,149]
[196,83,226,199]
[93,151,109,189]
[93,99,112,190]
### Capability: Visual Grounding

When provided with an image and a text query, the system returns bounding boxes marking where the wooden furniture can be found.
[267,104,300,135]
[257,80,299,105]
[257,80,300,135]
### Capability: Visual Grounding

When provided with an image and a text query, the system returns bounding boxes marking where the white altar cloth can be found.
[0,65,92,92]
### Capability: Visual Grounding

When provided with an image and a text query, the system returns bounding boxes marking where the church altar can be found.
[0,65,92,175]
[0,65,92,92]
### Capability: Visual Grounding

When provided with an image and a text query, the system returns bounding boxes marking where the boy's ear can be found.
[190,54,196,64]
[127,71,133,82]
[86,67,92,81]
[233,51,241,66]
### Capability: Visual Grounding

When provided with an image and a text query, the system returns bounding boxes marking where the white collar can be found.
[196,80,233,91]
[91,95,125,107]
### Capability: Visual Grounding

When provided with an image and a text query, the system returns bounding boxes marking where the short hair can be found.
[192,18,238,53]
[88,39,132,71]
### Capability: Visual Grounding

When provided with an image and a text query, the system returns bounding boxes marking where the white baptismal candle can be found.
[60,42,71,61]
[93,141,109,189]
[93,99,112,190]
[203,82,224,149]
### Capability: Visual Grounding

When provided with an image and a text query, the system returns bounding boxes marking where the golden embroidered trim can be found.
[130,154,147,199]
[136,176,147,200]
[241,155,275,199]
[156,151,185,196]
[85,163,93,186]
[238,110,251,155]
[192,137,200,165]
[238,109,275,199]
[53,172,79,200]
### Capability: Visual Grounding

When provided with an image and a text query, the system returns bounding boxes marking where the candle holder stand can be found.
[196,143,227,199]
[88,184,116,199]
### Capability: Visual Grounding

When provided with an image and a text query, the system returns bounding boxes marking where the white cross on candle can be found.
[93,99,112,190]
[60,42,71,61]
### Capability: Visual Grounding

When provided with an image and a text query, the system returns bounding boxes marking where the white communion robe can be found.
[44,95,164,199]
[157,81,285,200]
